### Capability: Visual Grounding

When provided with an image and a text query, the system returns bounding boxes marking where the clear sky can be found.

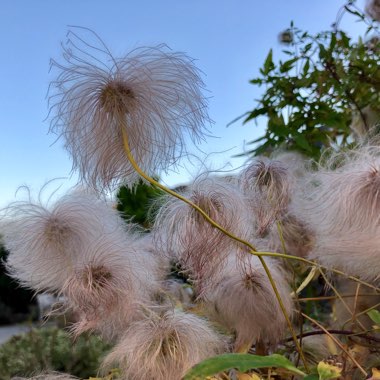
[0,0,367,208]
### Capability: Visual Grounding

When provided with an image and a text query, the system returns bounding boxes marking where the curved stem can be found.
[257,255,308,370]
[121,129,256,251]
[121,128,308,370]
[251,251,380,292]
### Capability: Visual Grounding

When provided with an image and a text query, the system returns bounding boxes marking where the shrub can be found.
[0,327,110,379]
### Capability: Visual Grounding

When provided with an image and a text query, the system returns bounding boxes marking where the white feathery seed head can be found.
[299,145,380,280]
[102,308,227,380]
[239,157,293,236]
[266,213,314,257]
[257,151,313,257]
[270,150,308,179]
[61,232,165,339]
[49,27,211,191]
[153,175,255,287]
[202,254,293,348]
[2,189,127,292]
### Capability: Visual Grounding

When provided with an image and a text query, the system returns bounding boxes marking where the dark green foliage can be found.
[0,327,110,379]
[0,245,36,324]
[240,2,380,159]
[116,180,163,229]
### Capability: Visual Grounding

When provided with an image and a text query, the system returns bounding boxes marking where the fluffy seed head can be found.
[49,27,210,191]
[2,190,133,292]
[153,175,255,288]
[239,157,293,236]
[267,213,314,257]
[61,233,164,339]
[300,145,380,280]
[203,254,293,348]
[102,308,226,380]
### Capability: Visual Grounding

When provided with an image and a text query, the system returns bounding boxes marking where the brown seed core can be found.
[99,81,134,114]
[85,265,113,289]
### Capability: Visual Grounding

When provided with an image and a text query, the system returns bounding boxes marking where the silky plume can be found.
[299,145,380,280]
[61,233,164,339]
[49,27,211,191]
[2,190,130,292]
[102,308,227,380]
[202,253,293,350]
[153,175,255,290]
[262,152,314,257]
[2,189,165,338]
[238,157,293,236]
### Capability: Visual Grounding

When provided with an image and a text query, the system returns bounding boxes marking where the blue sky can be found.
[0,0,367,207]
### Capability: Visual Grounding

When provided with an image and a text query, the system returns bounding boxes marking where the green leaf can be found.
[318,43,327,59]
[303,375,319,380]
[367,309,380,325]
[244,107,268,123]
[303,43,313,54]
[344,5,364,19]
[280,57,298,73]
[303,59,310,76]
[249,78,263,85]
[183,353,306,380]
[263,49,274,75]
[294,134,312,152]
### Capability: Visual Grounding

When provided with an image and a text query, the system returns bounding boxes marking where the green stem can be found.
[121,128,308,369]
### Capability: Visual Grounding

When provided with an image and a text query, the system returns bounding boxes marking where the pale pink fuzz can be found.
[49,27,211,191]
[153,175,255,289]
[239,157,293,236]
[202,254,293,348]
[61,234,164,340]
[102,308,227,380]
[263,152,313,257]
[2,189,164,340]
[266,213,314,257]
[300,145,380,280]
[2,190,129,292]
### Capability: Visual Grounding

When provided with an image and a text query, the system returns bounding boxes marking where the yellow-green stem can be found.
[121,128,306,370]
[251,251,380,292]
[258,255,308,370]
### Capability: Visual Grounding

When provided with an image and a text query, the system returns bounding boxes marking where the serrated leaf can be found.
[344,5,364,19]
[303,59,310,76]
[280,58,298,73]
[303,43,312,54]
[263,49,274,75]
[244,107,268,123]
[318,44,327,59]
[250,78,263,85]
[183,353,306,380]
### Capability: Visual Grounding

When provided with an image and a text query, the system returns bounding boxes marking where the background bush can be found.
[0,327,111,379]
